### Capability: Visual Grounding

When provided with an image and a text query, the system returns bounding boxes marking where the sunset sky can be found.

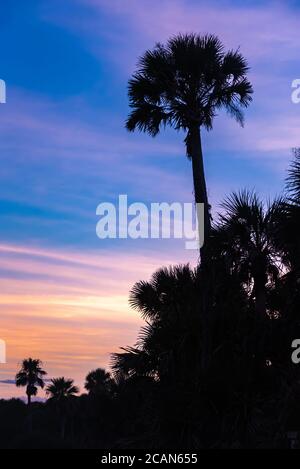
[1,0,300,399]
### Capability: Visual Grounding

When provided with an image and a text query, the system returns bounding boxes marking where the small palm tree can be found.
[111,263,249,447]
[84,368,113,396]
[15,358,47,406]
[46,377,79,440]
[126,33,252,252]
[112,265,202,383]
[216,190,283,315]
[46,377,79,401]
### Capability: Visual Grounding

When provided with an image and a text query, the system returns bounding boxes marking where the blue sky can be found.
[1,0,299,251]
[1,0,300,397]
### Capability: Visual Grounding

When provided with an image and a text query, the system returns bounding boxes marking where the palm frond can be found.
[286,148,300,202]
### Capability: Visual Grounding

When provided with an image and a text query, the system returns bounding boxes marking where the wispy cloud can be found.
[56,0,300,65]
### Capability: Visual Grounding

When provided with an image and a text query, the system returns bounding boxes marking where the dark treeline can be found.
[2,33,300,449]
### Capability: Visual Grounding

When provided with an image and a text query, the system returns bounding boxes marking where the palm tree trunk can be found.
[188,125,211,253]
[254,283,267,316]
[187,125,212,372]
[61,416,66,440]
[253,277,267,375]
[26,388,33,433]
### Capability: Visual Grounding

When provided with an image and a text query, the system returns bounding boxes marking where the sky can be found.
[0,0,300,399]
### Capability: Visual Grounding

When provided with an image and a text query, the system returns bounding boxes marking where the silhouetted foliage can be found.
[15,358,47,406]
[84,368,113,397]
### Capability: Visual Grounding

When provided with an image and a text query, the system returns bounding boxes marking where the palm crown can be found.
[46,377,79,401]
[15,358,47,405]
[216,191,283,314]
[84,368,113,395]
[112,265,202,382]
[126,33,252,140]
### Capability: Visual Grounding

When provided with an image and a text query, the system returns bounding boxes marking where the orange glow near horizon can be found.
[0,242,196,399]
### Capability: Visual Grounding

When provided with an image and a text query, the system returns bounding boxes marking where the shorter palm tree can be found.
[46,377,79,439]
[15,358,47,406]
[216,190,283,315]
[46,377,79,401]
[112,264,203,384]
[84,368,113,396]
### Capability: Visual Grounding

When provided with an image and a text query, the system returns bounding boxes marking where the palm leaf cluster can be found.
[126,33,252,136]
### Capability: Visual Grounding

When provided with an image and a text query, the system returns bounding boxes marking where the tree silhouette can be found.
[46,377,79,401]
[126,33,253,372]
[216,190,284,315]
[126,33,252,251]
[112,265,202,382]
[46,378,79,440]
[15,358,47,406]
[84,368,113,396]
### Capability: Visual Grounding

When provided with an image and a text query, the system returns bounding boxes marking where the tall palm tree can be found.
[126,33,253,253]
[15,358,47,406]
[84,368,113,396]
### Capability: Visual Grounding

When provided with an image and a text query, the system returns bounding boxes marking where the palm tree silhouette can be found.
[46,378,79,440]
[84,368,113,396]
[112,265,202,383]
[15,358,47,406]
[46,377,79,401]
[126,33,253,252]
[216,191,283,315]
